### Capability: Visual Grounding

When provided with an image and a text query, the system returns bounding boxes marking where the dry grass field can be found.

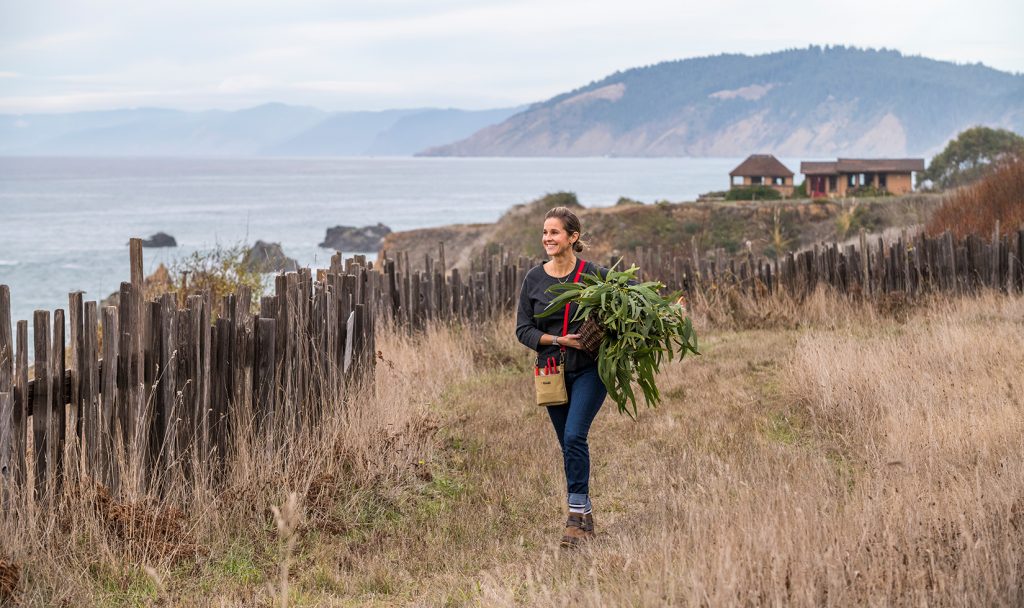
[2,289,1023,606]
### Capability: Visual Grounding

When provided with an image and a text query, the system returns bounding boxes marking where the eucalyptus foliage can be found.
[538,265,699,418]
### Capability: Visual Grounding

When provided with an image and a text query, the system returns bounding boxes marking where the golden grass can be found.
[2,291,1023,606]
[926,158,1024,239]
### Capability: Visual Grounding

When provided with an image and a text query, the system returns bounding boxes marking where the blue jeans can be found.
[546,364,607,510]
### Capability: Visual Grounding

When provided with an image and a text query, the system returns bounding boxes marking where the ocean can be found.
[0,156,758,327]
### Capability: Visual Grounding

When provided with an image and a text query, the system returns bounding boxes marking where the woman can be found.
[515,206,608,548]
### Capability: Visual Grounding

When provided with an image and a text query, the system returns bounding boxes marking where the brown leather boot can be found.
[582,512,594,537]
[560,513,589,548]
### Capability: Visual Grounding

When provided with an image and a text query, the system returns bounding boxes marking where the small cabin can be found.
[801,158,925,197]
[729,154,795,197]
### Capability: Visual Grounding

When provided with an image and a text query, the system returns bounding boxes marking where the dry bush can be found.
[92,484,196,565]
[926,158,1024,238]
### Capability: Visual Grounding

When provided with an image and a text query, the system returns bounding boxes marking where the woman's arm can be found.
[515,274,544,350]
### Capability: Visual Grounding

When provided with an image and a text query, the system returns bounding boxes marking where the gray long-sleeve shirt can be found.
[516,258,608,372]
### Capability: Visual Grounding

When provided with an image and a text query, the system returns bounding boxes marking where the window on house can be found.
[751,176,763,185]
[829,176,837,191]
[773,176,784,185]
[879,174,888,188]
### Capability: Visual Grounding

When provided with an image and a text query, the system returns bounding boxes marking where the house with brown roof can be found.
[729,154,794,197]
[801,158,925,197]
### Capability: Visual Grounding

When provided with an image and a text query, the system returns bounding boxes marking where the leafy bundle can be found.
[538,265,699,418]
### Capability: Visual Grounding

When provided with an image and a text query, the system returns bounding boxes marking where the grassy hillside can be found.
[381,192,942,270]
[4,291,1022,605]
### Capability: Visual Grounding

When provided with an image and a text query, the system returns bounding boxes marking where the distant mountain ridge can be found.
[0,103,522,157]
[422,46,1024,157]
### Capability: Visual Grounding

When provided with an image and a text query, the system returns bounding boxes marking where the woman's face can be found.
[542,217,577,257]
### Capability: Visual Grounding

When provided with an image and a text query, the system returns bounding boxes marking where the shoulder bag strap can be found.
[560,259,586,353]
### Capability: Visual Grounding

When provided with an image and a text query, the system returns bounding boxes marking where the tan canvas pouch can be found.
[535,352,568,406]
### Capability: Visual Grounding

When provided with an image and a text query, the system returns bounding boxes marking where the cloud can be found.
[216,75,276,93]
[289,80,407,94]
[0,0,1021,113]
[9,29,104,52]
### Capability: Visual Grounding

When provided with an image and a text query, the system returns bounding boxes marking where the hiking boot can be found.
[560,513,589,548]
[582,512,594,537]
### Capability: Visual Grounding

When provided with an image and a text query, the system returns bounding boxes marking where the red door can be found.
[810,176,826,198]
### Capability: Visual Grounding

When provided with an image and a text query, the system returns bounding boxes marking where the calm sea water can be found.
[0,156,753,326]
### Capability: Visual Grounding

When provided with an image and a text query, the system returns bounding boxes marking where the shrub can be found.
[926,158,1024,238]
[168,243,269,308]
[764,207,800,259]
[835,202,865,240]
[793,180,808,198]
[921,126,1024,189]
[847,185,891,198]
[726,186,783,201]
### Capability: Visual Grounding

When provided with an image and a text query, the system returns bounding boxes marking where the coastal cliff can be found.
[380,192,942,271]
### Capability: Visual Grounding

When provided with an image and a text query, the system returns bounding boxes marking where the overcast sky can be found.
[1,0,1021,114]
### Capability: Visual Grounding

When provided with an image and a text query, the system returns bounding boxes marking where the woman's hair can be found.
[545,206,587,253]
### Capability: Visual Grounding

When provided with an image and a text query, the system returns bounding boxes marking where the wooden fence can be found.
[0,239,378,502]
[373,227,1023,325]
[2,226,1022,504]
[619,226,1024,301]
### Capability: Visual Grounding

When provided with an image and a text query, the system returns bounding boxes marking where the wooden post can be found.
[14,321,28,488]
[900,232,911,296]
[101,307,120,491]
[82,302,99,481]
[254,318,276,438]
[68,292,84,453]
[33,311,51,500]
[51,309,66,492]
[158,293,177,485]
[991,221,1001,290]
[0,288,11,493]
[128,239,146,490]
[944,232,958,295]
[0,392,10,504]
[343,311,355,376]
[198,294,212,472]
[213,318,231,473]
[1008,228,1020,294]
[117,282,132,457]
[0,287,11,396]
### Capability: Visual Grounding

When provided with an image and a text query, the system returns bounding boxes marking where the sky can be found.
[1,0,1022,114]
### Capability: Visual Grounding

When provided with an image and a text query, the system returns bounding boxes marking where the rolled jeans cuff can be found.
[568,492,590,508]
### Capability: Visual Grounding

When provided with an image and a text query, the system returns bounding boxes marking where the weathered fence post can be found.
[33,311,51,500]
[0,286,11,504]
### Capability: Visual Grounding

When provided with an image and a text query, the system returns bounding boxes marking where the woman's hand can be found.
[559,333,583,349]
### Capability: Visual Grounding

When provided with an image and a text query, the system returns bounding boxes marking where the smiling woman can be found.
[515,205,611,548]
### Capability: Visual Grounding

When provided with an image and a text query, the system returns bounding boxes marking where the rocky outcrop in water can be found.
[319,223,392,252]
[241,241,299,273]
[101,263,173,307]
[139,232,177,247]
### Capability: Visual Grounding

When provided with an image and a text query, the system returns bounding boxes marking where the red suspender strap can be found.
[560,260,586,351]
